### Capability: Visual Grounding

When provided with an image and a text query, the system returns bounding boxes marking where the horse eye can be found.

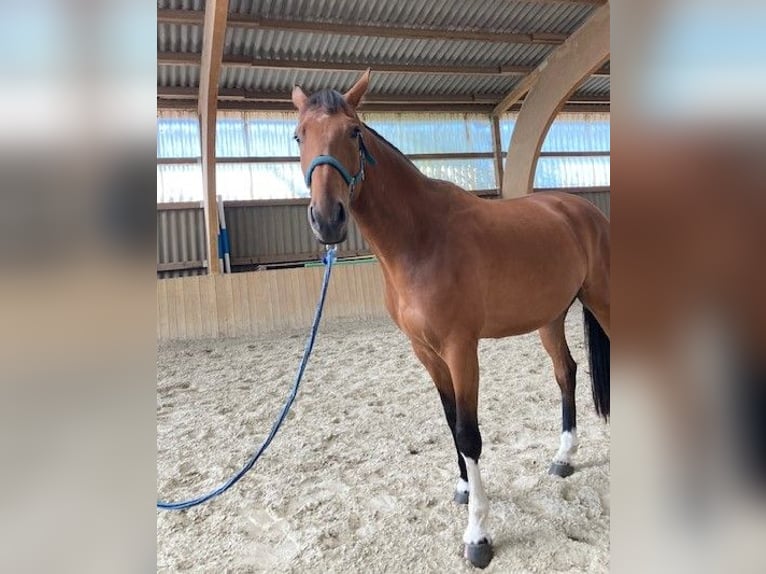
[350,127,361,138]
[293,134,301,144]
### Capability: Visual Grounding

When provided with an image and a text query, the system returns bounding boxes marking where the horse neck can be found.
[350,130,442,264]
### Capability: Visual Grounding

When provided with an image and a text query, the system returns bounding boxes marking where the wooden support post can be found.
[198,0,228,274]
[491,115,504,196]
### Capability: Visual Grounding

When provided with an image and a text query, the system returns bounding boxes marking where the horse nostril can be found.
[336,203,346,225]
[309,205,317,225]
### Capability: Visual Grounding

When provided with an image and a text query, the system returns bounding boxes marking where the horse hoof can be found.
[549,462,575,478]
[464,540,493,569]
[453,489,469,505]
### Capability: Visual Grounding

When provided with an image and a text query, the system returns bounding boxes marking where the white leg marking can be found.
[461,455,491,545]
[455,478,469,495]
[553,428,579,464]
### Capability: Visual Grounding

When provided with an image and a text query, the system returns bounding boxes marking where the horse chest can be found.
[383,278,466,348]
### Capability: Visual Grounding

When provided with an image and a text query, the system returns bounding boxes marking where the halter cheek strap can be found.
[304,135,376,199]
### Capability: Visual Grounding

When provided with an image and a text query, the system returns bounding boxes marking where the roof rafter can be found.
[157,52,610,78]
[158,97,608,115]
[158,86,609,106]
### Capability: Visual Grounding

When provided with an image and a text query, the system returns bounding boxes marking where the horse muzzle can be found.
[308,201,348,245]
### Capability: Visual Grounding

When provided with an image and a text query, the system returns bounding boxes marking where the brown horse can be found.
[292,70,610,568]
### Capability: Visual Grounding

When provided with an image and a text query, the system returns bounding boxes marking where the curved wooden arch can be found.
[501,4,610,197]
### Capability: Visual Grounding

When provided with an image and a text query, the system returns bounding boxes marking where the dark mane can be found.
[306,89,352,114]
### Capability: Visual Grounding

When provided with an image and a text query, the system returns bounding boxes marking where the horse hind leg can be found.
[410,341,469,505]
[539,313,579,478]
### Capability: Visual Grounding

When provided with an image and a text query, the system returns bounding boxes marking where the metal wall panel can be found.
[157,207,207,278]
[225,202,370,266]
[161,268,208,279]
[572,190,610,218]
[156,190,608,277]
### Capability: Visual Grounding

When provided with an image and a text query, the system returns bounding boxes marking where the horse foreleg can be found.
[410,341,469,503]
[539,313,579,478]
[443,339,493,568]
[439,391,471,504]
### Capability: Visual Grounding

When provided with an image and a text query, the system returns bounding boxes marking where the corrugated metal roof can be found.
[158,64,200,87]
[157,0,203,10]
[224,28,554,68]
[157,0,609,107]
[228,0,595,36]
[219,67,523,97]
[158,23,203,53]
[575,76,610,97]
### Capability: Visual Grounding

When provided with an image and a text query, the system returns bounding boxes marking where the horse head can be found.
[292,69,373,245]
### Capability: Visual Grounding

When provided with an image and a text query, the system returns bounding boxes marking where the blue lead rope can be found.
[157,247,338,511]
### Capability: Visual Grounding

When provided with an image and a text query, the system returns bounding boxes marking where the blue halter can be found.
[304,134,376,198]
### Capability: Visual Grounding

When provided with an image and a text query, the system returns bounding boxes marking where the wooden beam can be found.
[492,14,609,115]
[198,0,228,275]
[161,100,608,115]
[157,52,200,65]
[232,17,563,46]
[160,86,504,104]
[158,52,611,79]
[157,9,203,26]
[160,98,496,113]
[158,53,536,76]
[491,59,609,116]
[158,97,609,114]
[158,149,610,166]
[157,9,567,45]
[160,153,500,166]
[491,54,608,117]
[491,115,504,195]
[492,69,543,116]
[158,86,609,105]
[157,201,203,210]
[158,261,207,273]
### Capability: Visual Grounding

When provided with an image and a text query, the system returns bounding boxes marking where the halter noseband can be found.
[304,134,376,199]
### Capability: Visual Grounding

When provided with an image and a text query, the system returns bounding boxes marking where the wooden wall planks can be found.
[157,261,388,340]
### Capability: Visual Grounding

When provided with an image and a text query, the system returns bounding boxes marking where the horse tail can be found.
[583,307,610,420]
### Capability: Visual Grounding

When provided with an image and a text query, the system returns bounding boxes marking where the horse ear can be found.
[292,85,308,110]
[343,69,371,109]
